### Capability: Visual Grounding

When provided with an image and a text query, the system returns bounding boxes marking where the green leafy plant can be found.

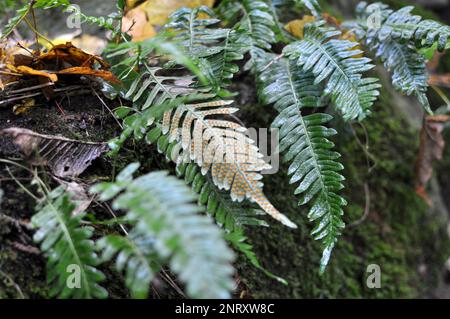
[92,164,235,299]
[32,187,107,298]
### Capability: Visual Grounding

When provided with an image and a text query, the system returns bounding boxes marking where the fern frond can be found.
[92,165,235,299]
[105,36,204,87]
[284,22,380,121]
[369,3,450,50]
[160,99,297,228]
[373,39,431,113]
[274,110,346,272]
[342,2,433,112]
[258,54,346,272]
[165,6,250,92]
[294,0,322,17]
[347,1,449,50]
[124,65,196,110]
[32,187,107,299]
[218,0,276,70]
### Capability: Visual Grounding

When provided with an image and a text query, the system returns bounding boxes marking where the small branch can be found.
[11,242,41,255]
[347,183,371,228]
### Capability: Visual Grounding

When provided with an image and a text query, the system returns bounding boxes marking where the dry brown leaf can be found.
[428,74,450,88]
[15,65,58,82]
[341,31,364,58]
[415,115,450,204]
[122,8,156,42]
[57,66,120,84]
[322,12,341,28]
[0,128,109,177]
[122,0,215,41]
[37,42,109,69]
[56,179,93,216]
[0,41,33,89]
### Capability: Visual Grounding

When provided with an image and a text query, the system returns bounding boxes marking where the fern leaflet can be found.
[32,187,107,298]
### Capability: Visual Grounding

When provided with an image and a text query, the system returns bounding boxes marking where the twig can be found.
[23,16,54,48]
[431,85,450,109]
[91,87,123,129]
[30,2,39,50]
[347,182,371,228]
[6,82,54,95]
[11,242,40,255]
[99,201,129,236]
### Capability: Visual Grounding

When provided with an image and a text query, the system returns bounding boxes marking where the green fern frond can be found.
[348,2,450,51]
[105,37,203,86]
[364,3,450,51]
[92,165,235,299]
[258,54,346,272]
[373,39,431,113]
[294,0,322,17]
[164,6,250,92]
[32,187,107,299]
[124,65,196,111]
[218,0,276,70]
[284,21,380,121]
[342,2,433,113]
[274,110,346,272]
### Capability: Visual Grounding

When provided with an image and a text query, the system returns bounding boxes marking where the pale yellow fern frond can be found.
[161,100,297,228]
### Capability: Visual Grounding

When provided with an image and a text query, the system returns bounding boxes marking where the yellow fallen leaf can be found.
[13,98,36,115]
[16,65,58,82]
[57,66,120,84]
[284,15,316,39]
[122,0,215,42]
